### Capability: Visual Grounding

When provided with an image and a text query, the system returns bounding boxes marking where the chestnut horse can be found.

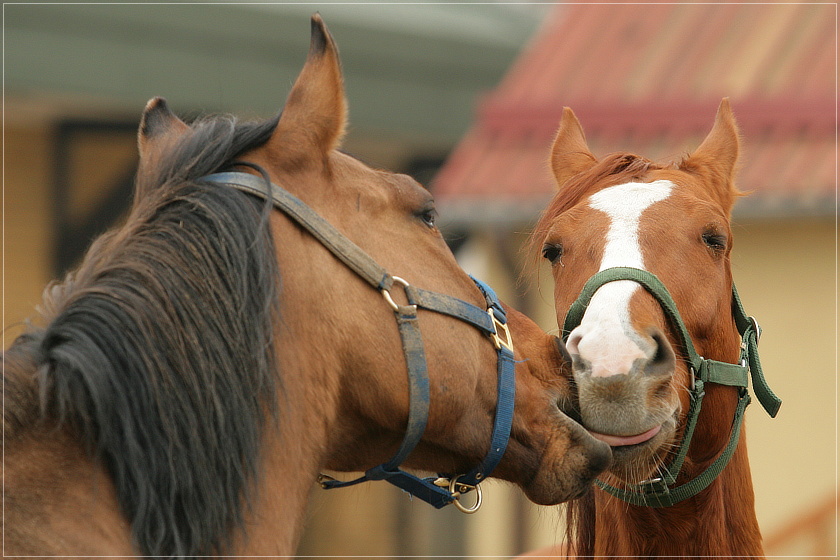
[3,16,610,558]
[528,100,781,558]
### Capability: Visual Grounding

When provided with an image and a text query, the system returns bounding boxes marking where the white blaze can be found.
[567,180,673,377]
[591,180,674,270]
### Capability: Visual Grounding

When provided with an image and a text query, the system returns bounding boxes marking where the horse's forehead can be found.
[333,151,414,195]
[588,180,674,218]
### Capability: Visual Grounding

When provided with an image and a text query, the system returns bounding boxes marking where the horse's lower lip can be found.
[588,425,662,447]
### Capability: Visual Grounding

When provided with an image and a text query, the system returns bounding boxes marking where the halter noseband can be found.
[562,267,781,508]
[202,167,516,514]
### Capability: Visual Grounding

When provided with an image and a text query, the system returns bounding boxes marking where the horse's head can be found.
[136,15,609,507]
[535,101,741,483]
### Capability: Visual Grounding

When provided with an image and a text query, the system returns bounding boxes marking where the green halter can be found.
[562,267,781,508]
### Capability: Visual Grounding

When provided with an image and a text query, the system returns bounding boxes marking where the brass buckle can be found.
[434,475,483,514]
[488,310,514,353]
[317,473,337,489]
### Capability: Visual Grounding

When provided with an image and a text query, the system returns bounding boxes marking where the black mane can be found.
[11,112,282,556]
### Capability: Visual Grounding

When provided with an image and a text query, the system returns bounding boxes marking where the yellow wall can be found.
[732,220,836,549]
[3,126,53,340]
[3,123,137,338]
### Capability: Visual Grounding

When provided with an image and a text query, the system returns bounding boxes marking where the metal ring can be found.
[449,475,483,514]
[381,276,413,312]
[749,316,762,341]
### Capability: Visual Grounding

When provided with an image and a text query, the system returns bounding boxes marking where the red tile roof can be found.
[434,2,836,222]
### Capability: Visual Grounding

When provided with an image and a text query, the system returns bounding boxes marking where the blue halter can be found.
[202,166,516,514]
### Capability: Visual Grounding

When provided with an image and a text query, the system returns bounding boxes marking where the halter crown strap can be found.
[202,169,516,513]
[563,267,781,507]
[204,171,393,291]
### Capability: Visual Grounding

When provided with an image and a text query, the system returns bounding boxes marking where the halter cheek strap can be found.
[562,267,781,508]
[318,278,515,512]
[202,169,516,513]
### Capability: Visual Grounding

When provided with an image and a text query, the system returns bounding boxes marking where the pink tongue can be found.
[589,424,661,447]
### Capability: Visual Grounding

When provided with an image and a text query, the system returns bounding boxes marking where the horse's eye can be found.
[701,231,727,254]
[542,243,564,264]
[419,207,438,228]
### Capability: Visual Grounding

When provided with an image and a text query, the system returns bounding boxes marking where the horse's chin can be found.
[523,476,593,506]
[519,418,612,506]
[593,416,679,483]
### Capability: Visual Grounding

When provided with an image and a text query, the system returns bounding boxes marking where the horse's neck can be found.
[4,425,135,557]
[5,342,131,556]
[594,435,764,558]
[595,322,764,558]
[2,417,317,560]
[593,322,765,559]
[3,337,335,559]
[4,425,320,560]
[231,341,341,557]
[231,424,322,557]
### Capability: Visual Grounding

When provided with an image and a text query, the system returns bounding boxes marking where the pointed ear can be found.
[266,14,347,167]
[138,97,190,161]
[550,107,597,188]
[679,98,741,210]
[136,97,190,199]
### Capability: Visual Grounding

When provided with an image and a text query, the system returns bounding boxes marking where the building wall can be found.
[4,125,54,341]
[730,219,836,549]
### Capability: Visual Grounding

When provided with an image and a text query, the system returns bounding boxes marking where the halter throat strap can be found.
[201,169,515,513]
[563,267,780,508]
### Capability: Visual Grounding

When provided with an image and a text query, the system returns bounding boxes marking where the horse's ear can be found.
[266,14,347,167]
[550,107,597,188]
[680,98,741,209]
[138,97,189,160]
[136,97,190,198]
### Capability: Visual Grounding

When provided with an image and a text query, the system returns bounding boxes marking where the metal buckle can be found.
[434,475,483,514]
[749,316,762,341]
[381,276,416,313]
[488,310,514,352]
[638,477,670,495]
[317,473,337,489]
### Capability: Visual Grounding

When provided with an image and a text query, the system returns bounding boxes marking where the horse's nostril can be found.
[646,330,675,377]
[566,331,583,356]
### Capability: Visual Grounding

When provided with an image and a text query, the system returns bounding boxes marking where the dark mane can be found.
[530,153,668,257]
[5,113,282,556]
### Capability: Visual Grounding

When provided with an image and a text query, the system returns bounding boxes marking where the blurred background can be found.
[4,0,835,557]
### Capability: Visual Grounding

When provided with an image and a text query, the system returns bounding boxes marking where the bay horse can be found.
[2,16,611,558]
[527,100,781,558]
